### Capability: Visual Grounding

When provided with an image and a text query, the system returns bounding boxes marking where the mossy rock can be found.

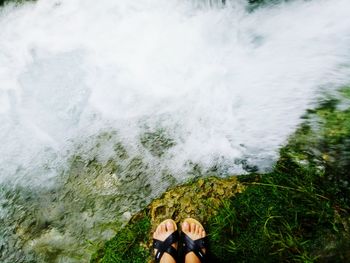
[92,175,244,263]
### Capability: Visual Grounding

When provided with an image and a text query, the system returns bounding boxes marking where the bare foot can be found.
[182,219,207,263]
[153,220,178,263]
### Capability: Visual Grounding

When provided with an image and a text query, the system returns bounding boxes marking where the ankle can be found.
[184,251,201,263]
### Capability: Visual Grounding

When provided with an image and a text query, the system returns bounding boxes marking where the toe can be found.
[166,221,174,232]
[190,223,196,233]
[197,224,202,235]
[153,225,159,238]
[182,221,190,233]
[160,223,166,233]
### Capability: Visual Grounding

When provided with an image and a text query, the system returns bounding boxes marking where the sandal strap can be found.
[153,231,179,263]
[182,233,209,263]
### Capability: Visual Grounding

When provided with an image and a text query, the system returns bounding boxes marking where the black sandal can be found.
[181,218,209,263]
[153,219,179,263]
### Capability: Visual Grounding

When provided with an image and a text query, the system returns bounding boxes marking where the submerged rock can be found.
[0,133,165,263]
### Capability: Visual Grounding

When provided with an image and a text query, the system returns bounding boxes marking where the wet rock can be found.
[0,135,163,262]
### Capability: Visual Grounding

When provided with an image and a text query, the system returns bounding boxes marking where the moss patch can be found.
[140,129,175,157]
[91,212,151,263]
[149,176,244,226]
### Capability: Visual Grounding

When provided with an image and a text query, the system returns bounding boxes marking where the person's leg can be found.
[153,219,178,263]
[181,219,207,263]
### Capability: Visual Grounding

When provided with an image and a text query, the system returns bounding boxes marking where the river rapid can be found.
[0,0,350,261]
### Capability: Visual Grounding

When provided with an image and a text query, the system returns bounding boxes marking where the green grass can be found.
[90,211,152,263]
[208,94,350,262]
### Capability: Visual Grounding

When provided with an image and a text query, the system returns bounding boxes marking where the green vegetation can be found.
[208,91,350,262]
[91,212,151,263]
[140,129,175,157]
[93,88,350,262]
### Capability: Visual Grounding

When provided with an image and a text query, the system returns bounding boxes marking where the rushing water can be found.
[0,0,350,261]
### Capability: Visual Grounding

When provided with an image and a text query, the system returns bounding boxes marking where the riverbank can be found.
[1,0,350,262]
[92,88,350,262]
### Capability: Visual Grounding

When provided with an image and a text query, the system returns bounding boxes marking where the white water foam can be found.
[1,0,350,185]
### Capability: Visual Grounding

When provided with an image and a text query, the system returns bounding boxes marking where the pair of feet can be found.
[153,218,207,263]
